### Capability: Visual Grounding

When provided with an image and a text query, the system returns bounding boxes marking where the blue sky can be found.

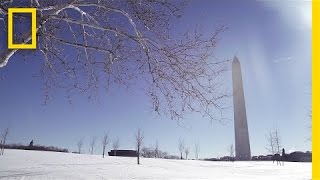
[0,0,311,158]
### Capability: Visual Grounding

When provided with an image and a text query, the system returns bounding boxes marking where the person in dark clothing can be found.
[29,140,33,147]
[282,148,286,166]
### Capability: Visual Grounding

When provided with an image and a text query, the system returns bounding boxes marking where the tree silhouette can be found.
[0,0,228,122]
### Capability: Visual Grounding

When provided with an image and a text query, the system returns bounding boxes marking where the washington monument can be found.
[232,56,251,160]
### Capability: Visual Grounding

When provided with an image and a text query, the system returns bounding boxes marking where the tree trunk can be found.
[137,148,140,164]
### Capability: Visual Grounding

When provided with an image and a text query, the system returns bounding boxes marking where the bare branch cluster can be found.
[154,139,159,158]
[228,144,234,158]
[112,137,120,156]
[75,132,111,157]
[194,141,200,160]
[141,146,165,158]
[0,128,9,155]
[141,141,165,159]
[102,132,109,158]
[77,138,83,154]
[178,138,184,159]
[0,0,229,122]
[184,147,189,160]
[89,136,96,154]
[266,127,281,154]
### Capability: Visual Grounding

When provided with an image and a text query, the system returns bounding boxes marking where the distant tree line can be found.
[1,127,68,154]
[141,147,177,159]
[1,126,202,165]
[1,143,68,153]
[251,151,311,162]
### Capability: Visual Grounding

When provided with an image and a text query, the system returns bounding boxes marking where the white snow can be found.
[0,149,311,179]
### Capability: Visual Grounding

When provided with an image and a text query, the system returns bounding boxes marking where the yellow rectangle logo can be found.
[8,8,37,49]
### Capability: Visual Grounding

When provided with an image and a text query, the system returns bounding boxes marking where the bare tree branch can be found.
[184,147,189,160]
[194,141,200,160]
[0,127,9,156]
[112,137,120,156]
[89,136,96,155]
[0,0,229,122]
[228,144,234,162]
[266,127,281,155]
[135,128,144,164]
[178,138,184,159]
[102,132,109,158]
[154,139,159,158]
[77,138,83,154]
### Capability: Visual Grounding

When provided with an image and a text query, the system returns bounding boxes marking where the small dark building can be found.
[259,155,273,161]
[220,156,235,161]
[204,157,219,161]
[287,151,312,162]
[108,150,137,157]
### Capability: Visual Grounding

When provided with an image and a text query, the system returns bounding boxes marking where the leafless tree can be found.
[102,132,109,158]
[135,128,144,165]
[89,136,96,155]
[307,85,311,141]
[308,109,311,141]
[274,128,281,154]
[0,0,229,122]
[194,141,200,160]
[228,144,234,162]
[141,146,169,158]
[184,147,189,160]
[0,128,9,155]
[112,137,120,156]
[266,131,275,155]
[266,127,281,155]
[77,139,83,154]
[178,138,184,159]
[154,139,159,158]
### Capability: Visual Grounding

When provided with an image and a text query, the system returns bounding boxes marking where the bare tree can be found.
[154,139,159,158]
[0,1,228,122]
[77,139,83,154]
[184,147,189,160]
[274,128,281,154]
[89,136,97,154]
[266,131,275,155]
[112,137,120,156]
[228,144,234,162]
[194,141,200,160]
[135,128,144,165]
[266,127,281,155]
[0,128,9,155]
[178,138,185,159]
[307,109,311,141]
[307,86,311,141]
[102,132,109,158]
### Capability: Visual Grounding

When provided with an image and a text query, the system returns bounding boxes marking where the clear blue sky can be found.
[0,0,311,158]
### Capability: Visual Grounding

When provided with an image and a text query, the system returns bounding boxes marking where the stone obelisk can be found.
[232,56,251,160]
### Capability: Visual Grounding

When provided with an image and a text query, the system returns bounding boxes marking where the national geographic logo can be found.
[8,8,37,49]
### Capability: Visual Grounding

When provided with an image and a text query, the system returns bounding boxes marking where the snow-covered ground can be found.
[0,149,311,180]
